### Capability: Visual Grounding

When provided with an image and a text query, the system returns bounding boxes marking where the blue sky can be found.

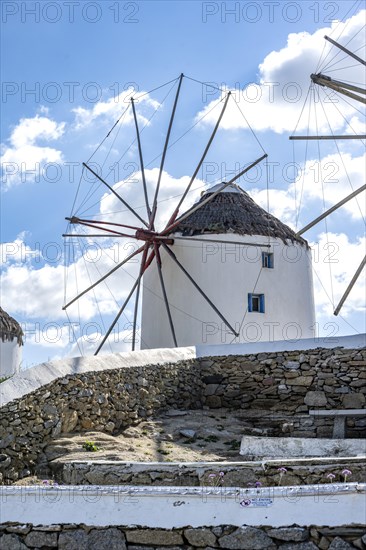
[1,1,365,367]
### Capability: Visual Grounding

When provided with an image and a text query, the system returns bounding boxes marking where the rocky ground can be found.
[45,408,249,464]
[14,408,261,484]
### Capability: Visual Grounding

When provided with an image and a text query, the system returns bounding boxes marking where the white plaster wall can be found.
[141,234,315,349]
[1,484,364,528]
[0,340,22,378]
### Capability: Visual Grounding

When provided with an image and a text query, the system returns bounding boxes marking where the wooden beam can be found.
[82,162,149,228]
[161,243,239,337]
[150,74,184,227]
[297,184,366,236]
[131,97,152,222]
[166,91,232,228]
[62,245,144,310]
[324,35,366,66]
[290,135,366,141]
[163,153,268,235]
[334,255,366,316]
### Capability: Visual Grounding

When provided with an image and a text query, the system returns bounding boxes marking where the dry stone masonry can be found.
[0,523,365,549]
[0,347,365,482]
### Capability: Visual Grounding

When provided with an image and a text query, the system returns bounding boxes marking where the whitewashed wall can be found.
[1,484,364,528]
[141,234,315,349]
[0,340,22,378]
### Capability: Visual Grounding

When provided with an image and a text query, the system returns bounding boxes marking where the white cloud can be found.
[98,167,206,231]
[1,115,65,188]
[195,10,365,134]
[72,90,160,130]
[300,151,366,222]
[311,232,365,318]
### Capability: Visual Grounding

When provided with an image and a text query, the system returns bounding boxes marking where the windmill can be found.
[63,74,316,355]
[289,32,365,318]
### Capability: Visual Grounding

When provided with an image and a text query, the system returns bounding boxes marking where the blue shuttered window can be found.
[248,293,265,313]
[262,252,274,268]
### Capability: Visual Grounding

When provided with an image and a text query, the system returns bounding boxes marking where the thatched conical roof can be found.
[0,307,24,346]
[170,183,308,246]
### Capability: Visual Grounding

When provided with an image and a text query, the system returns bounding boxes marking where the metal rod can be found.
[132,244,150,351]
[324,35,366,66]
[161,243,239,337]
[158,235,270,247]
[82,162,149,228]
[62,245,145,310]
[131,98,152,222]
[297,184,366,235]
[150,73,184,227]
[163,153,268,234]
[310,75,366,104]
[290,135,366,141]
[94,278,140,355]
[154,243,178,347]
[66,216,141,231]
[166,91,232,227]
[334,255,366,316]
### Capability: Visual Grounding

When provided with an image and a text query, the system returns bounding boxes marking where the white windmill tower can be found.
[0,307,24,378]
[141,183,316,348]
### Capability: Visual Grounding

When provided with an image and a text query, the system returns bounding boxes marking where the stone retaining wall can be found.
[1,523,365,549]
[0,347,365,482]
[56,458,366,487]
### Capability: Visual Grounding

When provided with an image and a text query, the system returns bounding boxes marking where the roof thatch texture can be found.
[170,186,308,246]
[0,307,24,345]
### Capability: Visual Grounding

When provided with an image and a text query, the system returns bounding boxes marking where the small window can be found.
[248,293,265,313]
[262,252,274,268]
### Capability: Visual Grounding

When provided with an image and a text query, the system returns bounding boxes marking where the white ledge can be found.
[1,483,365,528]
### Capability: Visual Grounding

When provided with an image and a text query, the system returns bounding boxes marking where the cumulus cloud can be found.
[311,232,365,319]
[196,10,365,134]
[1,115,65,188]
[72,90,160,130]
[98,167,206,232]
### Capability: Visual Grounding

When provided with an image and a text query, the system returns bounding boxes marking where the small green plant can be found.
[224,439,240,450]
[159,449,170,455]
[205,435,219,443]
[83,440,99,452]
[0,375,12,384]
[182,437,196,444]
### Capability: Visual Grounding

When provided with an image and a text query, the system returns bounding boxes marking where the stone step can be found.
[45,456,366,487]
[239,435,366,459]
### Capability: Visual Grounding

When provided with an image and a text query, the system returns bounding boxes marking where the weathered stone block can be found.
[267,527,309,541]
[88,528,126,549]
[304,391,327,407]
[126,529,184,545]
[184,527,216,546]
[289,375,315,387]
[0,533,28,549]
[342,393,365,408]
[328,537,354,549]
[61,410,78,433]
[58,529,89,549]
[219,526,273,549]
[24,530,58,547]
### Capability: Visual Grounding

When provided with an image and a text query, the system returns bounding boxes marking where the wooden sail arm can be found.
[334,255,366,316]
[310,73,366,104]
[297,184,366,236]
[324,35,366,67]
